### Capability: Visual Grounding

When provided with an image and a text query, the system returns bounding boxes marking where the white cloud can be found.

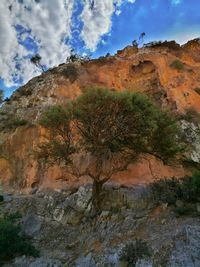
[80,0,136,51]
[0,0,136,87]
[0,0,74,86]
[80,1,115,51]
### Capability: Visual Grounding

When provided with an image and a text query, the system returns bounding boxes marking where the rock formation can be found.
[1,39,200,192]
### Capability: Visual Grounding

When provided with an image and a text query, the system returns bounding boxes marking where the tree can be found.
[30,54,45,71]
[139,32,146,46]
[37,88,183,212]
[132,40,138,47]
[0,89,4,104]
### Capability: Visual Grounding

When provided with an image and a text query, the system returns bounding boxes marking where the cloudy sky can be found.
[0,0,200,97]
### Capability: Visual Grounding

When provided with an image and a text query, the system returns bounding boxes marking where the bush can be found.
[0,216,39,265]
[120,239,151,267]
[170,60,184,70]
[0,196,3,202]
[173,206,192,216]
[180,172,200,202]
[150,172,200,205]
[0,111,28,131]
[150,177,182,205]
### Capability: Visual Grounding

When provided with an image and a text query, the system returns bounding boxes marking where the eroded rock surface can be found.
[1,185,200,267]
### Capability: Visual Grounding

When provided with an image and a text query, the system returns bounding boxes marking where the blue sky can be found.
[0,0,200,98]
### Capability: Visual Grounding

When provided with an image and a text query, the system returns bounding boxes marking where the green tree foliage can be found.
[38,105,75,166]
[30,54,45,72]
[38,88,183,212]
[0,216,39,265]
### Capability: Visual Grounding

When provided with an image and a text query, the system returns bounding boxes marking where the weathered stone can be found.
[2,185,200,267]
[76,253,95,267]
[136,259,153,267]
[100,210,110,219]
[176,200,184,208]
[2,194,13,202]
[22,214,42,238]
[167,226,200,267]
[53,208,65,222]
[4,256,62,267]
[57,185,92,213]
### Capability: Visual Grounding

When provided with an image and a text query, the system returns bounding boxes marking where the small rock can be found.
[161,203,168,210]
[136,259,153,267]
[53,208,65,222]
[176,200,184,208]
[2,194,13,203]
[22,214,42,238]
[76,252,95,267]
[100,211,110,218]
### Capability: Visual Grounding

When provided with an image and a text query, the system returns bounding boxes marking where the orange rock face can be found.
[1,39,200,192]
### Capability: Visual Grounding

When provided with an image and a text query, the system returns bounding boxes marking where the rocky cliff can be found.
[1,184,200,267]
[1,39,200,192]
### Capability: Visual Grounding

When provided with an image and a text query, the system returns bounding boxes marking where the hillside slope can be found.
[1,39,200,192]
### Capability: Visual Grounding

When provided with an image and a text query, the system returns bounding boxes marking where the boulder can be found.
[22,214,42,238]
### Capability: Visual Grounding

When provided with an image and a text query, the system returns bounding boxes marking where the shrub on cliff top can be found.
[170,59,184,70]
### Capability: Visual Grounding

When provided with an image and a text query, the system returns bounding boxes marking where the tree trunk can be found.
[92,180,104,214]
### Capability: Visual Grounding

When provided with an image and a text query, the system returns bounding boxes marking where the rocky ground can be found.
[1,184,200,267]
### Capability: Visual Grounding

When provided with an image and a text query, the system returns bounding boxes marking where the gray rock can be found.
[167,226,200,267]
[55,185,92,213]
[2,194,13,202]
[136,259,153,267]
[181,120,200,163]
[76,253,95,267]
[64,208,83,225]
[22,214,42,237]
[53,208,65,222]
[4,256,62,267]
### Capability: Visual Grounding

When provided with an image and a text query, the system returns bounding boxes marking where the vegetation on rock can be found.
[119,239,151,267]
[0,110,28,131]
[37,88,183,212]
[61,64,79,83]
[150,171,200,205]
[170,59,184,70]
[0,215,39,265]
[30,54,45,72]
